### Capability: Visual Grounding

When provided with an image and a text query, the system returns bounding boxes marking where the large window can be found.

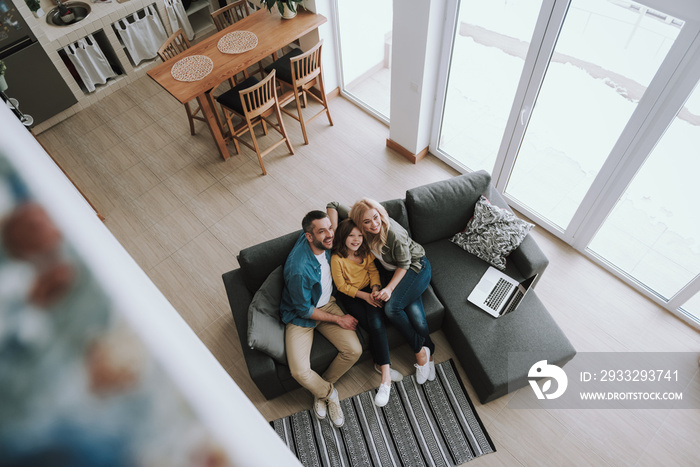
[335,0,392,121]
[505,0,682,229]
[437,0,542,172]
[588,80,700,300]
[431,0,700,325]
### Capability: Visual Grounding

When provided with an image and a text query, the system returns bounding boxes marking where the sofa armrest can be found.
[509,235,549,283]
[483,184,549,283]
[222,268,286,399]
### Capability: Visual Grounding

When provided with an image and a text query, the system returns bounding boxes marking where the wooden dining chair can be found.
[215,70,294,175]
[266,40,333,145]
[211,0,250,29]
[157,29,206,136]
[211,0,266,81]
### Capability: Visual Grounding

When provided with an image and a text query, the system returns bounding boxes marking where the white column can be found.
[388,0,446,161]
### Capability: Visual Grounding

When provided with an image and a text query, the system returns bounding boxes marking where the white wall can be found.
[389,0,446,155]
[303,0,340,93]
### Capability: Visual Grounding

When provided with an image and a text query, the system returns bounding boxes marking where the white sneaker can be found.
[414,347,431,385]
[374,364,404,382]
[374,383,391,407]
[327,389,344,428]
[428,359,436,381]
[313,396,327,420]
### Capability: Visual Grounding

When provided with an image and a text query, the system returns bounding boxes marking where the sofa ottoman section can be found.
[424,240,576,403]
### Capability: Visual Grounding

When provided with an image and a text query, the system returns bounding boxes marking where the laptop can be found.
[468,267,537,318]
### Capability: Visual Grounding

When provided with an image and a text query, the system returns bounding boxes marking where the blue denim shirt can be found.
[279,232,331,328]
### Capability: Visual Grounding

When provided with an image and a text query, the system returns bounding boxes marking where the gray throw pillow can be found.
[247,266,287,364]
[450,196,533,270]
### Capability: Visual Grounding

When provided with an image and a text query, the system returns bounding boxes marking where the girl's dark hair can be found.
[332,218,370,259]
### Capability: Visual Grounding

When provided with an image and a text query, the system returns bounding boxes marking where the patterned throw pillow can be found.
[450,196,533,270]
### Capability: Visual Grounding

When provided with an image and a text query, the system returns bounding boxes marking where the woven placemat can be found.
[170,55,213,82]
[217,31,258,54]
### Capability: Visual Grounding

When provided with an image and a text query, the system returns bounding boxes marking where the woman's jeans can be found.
[337,289,391,366]
[379,257,434,354]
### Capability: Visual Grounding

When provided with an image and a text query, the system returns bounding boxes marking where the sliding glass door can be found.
[431,0,700,324]
[504,0,683,230]
[436,0,543,172]
[335,0,393,121]
[587,78,700,301]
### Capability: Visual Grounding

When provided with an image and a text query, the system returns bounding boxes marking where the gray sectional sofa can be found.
[222,170,576,403]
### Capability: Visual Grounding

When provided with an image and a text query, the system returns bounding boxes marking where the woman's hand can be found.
[358,290,382,307]
[374,287,392,302]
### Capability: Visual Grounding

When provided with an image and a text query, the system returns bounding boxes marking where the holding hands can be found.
[357,290,383,308]
[372,287,392,303]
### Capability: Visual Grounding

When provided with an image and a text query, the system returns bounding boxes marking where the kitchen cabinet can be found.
[186,0,215,38]
[3,42,77,126]
[112,3,168,67]
[9,0,223,133]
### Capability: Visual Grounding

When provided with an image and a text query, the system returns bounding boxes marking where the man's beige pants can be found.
[285,297,362,400]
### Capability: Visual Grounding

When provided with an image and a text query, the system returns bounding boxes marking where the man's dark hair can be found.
[302,210,328,234]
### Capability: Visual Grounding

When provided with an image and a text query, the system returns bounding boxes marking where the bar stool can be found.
[157,29,206,136]
[216,70,294,175]
[264,40,333,145]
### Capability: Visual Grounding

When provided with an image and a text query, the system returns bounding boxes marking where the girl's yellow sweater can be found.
[330,253,381,298]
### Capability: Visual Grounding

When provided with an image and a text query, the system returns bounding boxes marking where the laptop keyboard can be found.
[501,290,525,315]
[484,278,512,309]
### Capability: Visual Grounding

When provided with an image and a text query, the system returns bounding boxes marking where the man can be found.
[280,210,362,428]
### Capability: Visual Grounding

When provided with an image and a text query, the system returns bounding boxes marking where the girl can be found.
[328,199,436,384]
[330,218,402,407]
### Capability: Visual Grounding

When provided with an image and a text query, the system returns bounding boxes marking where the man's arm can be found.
[284,272,317,321]
[326,201,351,231]
[310,308,358,330]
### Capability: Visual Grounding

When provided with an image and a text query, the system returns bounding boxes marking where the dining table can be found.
[147,9,328,161]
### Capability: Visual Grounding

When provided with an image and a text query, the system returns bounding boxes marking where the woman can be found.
[328,200,436,384]
[330,218,402,407]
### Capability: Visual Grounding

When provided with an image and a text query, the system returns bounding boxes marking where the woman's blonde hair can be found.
[349,198,390,253]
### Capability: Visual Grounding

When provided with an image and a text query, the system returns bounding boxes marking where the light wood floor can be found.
[36,76,699,466]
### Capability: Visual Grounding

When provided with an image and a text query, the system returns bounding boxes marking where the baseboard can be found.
[386,139,429,164]
[327,87,341,99]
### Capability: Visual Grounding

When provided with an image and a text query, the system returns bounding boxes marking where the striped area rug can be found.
[271,360,495,466]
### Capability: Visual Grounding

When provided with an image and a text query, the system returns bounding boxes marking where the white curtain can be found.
[115,5,168,65]
[64,35,117,93]
[164,0,194,41]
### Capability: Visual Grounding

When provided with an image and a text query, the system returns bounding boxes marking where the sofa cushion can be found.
[247,266,287,364]
[223,268,287,399]
[381,198,411,234]
[238,230,301,294]
[406,171,491,245]
[450,196,534,270]
[332,198,410,234]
